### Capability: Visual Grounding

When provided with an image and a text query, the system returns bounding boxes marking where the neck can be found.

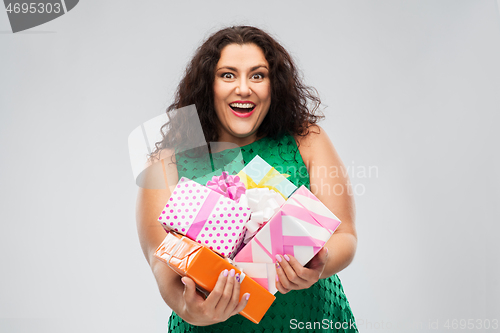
[217,133,260,148]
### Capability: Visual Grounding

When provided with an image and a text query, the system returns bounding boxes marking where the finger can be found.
[276,254,307,285]
[305,247,329,281]
[217,269,235,314]
[308,247,329,270]
[282,254,310,279]
[205,269,228,308]
[224,271,242,315]
[230,293,251,316]
[181,277,198,304]
[275,259,299,290]
[275,274,290,294]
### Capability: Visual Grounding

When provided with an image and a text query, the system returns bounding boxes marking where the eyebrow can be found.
[216,65,269,72]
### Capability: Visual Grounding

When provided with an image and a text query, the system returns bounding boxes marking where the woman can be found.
[136,26,358,332]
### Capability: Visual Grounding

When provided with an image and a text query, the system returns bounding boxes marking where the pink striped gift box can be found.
[233,185,341,294]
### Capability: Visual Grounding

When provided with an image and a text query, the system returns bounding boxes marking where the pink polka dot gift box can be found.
[158,177,251,257]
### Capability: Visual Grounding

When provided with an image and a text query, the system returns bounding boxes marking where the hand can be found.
[181,269,250,326]
[275,247,329,294]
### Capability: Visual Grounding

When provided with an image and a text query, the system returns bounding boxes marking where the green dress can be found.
[169,133,358,332]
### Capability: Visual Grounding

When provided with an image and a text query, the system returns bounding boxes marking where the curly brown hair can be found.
[154,25,323,154]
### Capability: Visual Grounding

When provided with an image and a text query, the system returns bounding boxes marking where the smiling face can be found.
[213,43,271,146]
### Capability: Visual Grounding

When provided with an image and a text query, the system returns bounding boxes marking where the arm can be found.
[275,125,357,293]
[136,156,249,325]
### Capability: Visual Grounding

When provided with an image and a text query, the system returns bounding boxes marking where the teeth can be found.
[229,103,255,109]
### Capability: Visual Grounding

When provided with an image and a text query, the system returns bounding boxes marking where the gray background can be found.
[1,1,499,332]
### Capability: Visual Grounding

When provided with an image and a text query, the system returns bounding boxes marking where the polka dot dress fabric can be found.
[158,177,251,257]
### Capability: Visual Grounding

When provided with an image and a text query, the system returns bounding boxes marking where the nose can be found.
[235,78,252,97]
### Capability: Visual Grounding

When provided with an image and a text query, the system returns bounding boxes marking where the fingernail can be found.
[276,274,279,282]
[245,293,250,301]
[325,247,329,254]
[229,269,235,277]
[275,254,282,263]
[275,261,280,269]
[181,278,186,285]
[284,254,290,262]
[223,269,228,277]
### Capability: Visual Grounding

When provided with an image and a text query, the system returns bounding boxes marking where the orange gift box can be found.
[154,231,276,324]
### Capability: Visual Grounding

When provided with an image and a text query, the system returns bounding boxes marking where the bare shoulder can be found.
[294,125,356,237]
[294,124,338,167]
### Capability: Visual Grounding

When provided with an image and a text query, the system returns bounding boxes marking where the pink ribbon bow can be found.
[206,171,246,202]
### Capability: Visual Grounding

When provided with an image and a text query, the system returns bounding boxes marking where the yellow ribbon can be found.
[237,167,291,200]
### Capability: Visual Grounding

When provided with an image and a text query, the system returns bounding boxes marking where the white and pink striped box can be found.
[233,185,342,294]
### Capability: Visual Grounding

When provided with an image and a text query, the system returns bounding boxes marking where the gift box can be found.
[242,187,285,243]
[158,177,251,257]
[233,186,342,294]
[154,231,276,324]
[237,155,297,199]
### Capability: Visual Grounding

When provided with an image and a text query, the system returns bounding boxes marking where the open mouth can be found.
[229,102,256,114]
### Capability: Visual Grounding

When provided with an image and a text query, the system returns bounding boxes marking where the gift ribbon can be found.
[185,190,220,240]
[250,210,328,262]
[281,202,341,233]
[238,167,291,200]
[166,235,185,269]
[206,171,246,202]
[243,188,284,243]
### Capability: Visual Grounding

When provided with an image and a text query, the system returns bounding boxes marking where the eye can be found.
[221,72,235,79]
[251,73,264,80]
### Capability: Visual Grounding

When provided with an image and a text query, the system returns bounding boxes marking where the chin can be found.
[230,127,258,138]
